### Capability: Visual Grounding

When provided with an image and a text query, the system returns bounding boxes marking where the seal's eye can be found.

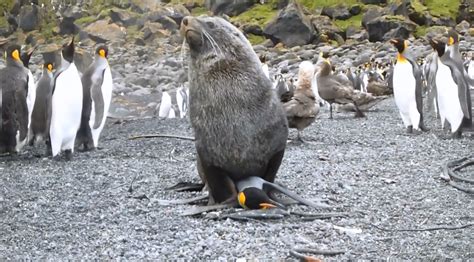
[206,21,215,29]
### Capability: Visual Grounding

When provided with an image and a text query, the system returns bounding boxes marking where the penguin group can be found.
[390,29,472,138]
[0,39,114,159]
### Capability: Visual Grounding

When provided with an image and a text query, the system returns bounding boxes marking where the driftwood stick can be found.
[370,222,474,232]
[129,134,195,141]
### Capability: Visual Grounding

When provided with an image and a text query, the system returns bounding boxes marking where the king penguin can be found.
[76,45,113,150]
[50,38,83,159]
[30,59,54,148]
[430,39,472,137]
[20,46,36,131]
[390,38,427,133]
[0,45,29,154]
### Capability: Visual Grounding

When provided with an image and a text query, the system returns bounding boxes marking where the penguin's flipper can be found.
[261,180,331,209]
[91,69,106,129]
[16,81,29,141]
[450,64,472,120]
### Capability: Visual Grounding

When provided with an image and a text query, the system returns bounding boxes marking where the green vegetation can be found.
[246,34,266,45]
[414,25,427,37]
[231,1,279,25]
[410,0,428,12]
[424,0,459,19]
[298,0,359,10]
[0,0,15,13]
[75,16,96,25]
[334,13,363,30]
[191,6,209,16]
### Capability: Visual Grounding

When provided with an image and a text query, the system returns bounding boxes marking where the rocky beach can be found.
[1,0,473,260]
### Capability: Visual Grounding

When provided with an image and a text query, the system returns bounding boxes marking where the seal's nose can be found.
[182,16,189,27]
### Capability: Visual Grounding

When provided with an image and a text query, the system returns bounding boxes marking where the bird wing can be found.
[91,69,106,129]
[283,91,318,118]
[406,55,424,119]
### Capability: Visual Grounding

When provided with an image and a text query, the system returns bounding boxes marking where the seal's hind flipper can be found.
[165,182,205,192]
[156,194,208,206]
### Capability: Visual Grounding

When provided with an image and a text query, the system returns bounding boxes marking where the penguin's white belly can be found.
[436,61,463,133]
[262,64,270,80]
[159,91,172,118]
[89,66,113,147]
[176,88,186,118]
[393,62,418,127]
[469,61,474,89]
[50,63,83,155]
[26,70,36,129]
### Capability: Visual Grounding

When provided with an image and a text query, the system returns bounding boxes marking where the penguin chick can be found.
[238,188,278,210]
[283,61,319,142]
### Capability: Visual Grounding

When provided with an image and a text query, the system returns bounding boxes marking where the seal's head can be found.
[180,16,259,68]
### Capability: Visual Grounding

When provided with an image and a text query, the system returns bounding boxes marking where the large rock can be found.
[110,9,138,27]
[310,15,342,40]
[362,6,388,28]
[205,0,256,16]
[18,5,40,32]
[145,5,190,30]
[321,5,352,20]
[457,0,473,24]
[366,15,416,42]
[59,17,80,35]
[131,0,161,13]
[84,20,126,43]
[263,2,317,47]
[141,22,172,43]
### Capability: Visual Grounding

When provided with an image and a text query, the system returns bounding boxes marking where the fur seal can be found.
[181,16,288,205]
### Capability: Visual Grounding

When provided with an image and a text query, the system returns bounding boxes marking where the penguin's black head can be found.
[238,188,278,210]
[259,54,266,63]
[20,47,36,68]
[390,38,406,54]
[429,39,446,57]
[62,37,75,63]
[5,44,22,63]
[447,29,459,46]
[96,45,109,59]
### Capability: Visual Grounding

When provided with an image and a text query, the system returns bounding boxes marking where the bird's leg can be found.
[329,104,333,119]
[406,125,413,134]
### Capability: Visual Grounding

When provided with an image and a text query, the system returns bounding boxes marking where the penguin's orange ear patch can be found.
[99,49,106,58]
[47,63,53,72]
[12,49,20,61]
[448,37,454,46]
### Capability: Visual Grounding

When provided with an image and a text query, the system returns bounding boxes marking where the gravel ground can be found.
[1,98,473,260]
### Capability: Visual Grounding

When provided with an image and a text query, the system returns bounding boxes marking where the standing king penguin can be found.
[0,45,29,153]
[390,38,427,133]
[20,47,36,131]
[76,45,113,150]
[30,59,54,148]
[430,39,472,137]
[50,38,83,159]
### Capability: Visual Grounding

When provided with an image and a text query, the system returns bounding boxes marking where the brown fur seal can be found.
[181,16,289,205]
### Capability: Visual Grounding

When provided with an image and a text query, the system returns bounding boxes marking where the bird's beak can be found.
[47,63,53,72]
[259,203,277,209]
[389,39,398,45]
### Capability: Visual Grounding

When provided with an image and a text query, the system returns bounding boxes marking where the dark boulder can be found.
[18,5,40,32]
[349,5,362,16]
[110,9,138,27]
[366,15,416,42]
[263,2,317,47]
[59,17,80,35]
[361,0,387,4]
[205,0,256,16]
[242,24,263,36]
[321,5,352,20]
[457,0,473,24]
[362,6,387,28]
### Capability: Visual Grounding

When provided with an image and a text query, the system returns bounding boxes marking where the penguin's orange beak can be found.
[389,39,398,45]
[259,203,277,209]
